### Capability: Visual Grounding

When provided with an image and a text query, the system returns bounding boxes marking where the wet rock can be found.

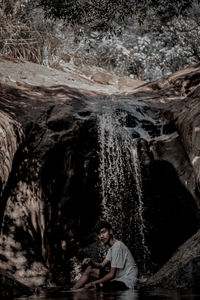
[176,94,200,208]
[0,268,34,297]
[0,111,23,195]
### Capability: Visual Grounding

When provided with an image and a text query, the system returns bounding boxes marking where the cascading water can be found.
[131,147,149,263]
[98,106,150,270]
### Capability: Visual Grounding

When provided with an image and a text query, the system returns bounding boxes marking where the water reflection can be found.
[16,288,138,300]
[7,288,200,300]
[71,289,137,300]
[139,288,200,300]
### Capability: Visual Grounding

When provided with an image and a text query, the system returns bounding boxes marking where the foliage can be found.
[39,0,197,31]
[39,0,135,31]
[0,0,200,82]
[66,0,200,81]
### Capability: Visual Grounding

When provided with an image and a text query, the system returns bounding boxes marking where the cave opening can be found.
[42,119,101,233]
[40,116,101,282]
[141,160,200,273]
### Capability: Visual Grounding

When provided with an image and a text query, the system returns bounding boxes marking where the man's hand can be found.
[82,258,92,265]
[85,282,96,289]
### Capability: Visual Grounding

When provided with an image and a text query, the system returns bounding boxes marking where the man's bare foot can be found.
[85,282,97,289]
[70,287,86,292]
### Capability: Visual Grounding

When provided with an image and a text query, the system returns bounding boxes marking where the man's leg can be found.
[72,266,100,290]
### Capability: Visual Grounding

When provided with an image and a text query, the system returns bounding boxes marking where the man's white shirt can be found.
[106,240,138,289]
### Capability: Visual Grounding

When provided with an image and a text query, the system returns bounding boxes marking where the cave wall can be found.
[0,91,107,285]
[138,119,200,272]
[0,73,200,289]
[141,160,199,272]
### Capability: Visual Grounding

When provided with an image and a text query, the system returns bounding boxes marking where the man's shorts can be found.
[98,268,128,291]
[101,280,128,291]
[99,268,108,278]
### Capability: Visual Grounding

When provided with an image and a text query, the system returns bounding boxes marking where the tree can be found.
[39,0,197,31]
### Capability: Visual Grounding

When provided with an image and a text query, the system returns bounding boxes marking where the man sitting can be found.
[72,220,138,291]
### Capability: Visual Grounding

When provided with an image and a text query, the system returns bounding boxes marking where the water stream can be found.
[98,107,149,267]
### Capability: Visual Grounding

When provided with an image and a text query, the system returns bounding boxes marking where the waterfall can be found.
[131,147,149,263]
[98,107,149,266]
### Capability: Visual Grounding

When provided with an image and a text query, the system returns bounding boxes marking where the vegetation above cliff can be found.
[0,0,200,81]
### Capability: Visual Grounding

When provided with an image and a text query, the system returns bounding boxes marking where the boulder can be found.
[0,268,33,297]
[91,71,116,85]
[142,229,200,288]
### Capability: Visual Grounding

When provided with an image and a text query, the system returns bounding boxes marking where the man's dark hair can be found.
[95,220,112,234]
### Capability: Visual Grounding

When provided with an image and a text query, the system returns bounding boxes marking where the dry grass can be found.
[0,17,43,63]
[0,0,44,63]
[0,0,58,65]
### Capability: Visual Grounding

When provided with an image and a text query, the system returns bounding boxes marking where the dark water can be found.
[4,288,200,300]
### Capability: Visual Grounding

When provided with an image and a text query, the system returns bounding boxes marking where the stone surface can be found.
[91,71,116,85]
[118,77,145,92]
[0,111,23,195]
[0,268,33,297]
[142,229,200,288]
[0,56,149,95]
[0,58,200,291]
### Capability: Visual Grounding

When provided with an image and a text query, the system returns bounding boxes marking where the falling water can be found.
[131,147,149,262]
[98,107,149,266]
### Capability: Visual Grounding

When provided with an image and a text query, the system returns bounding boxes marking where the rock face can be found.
[0,111,23,195]
[143,229,200,288]
[0,57,200,292]
[0,268,33,297]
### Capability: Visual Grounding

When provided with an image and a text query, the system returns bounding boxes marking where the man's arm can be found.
[91,258,109,269]
[82,258,109,269]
